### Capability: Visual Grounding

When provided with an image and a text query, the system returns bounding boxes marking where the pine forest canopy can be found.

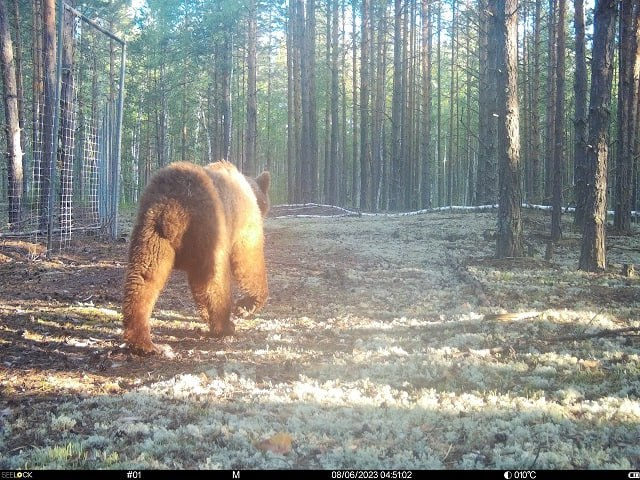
[0,0,637,270]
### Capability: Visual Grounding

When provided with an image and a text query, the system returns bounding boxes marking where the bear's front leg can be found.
[231,242,269,318]
[234,295,263,318]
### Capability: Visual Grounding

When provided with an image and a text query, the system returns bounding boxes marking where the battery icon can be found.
[628,473,640,479]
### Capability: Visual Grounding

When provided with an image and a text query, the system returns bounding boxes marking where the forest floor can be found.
[1,208,639,469]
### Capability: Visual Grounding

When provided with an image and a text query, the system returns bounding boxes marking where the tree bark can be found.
[245,0,257,176]
[299,0,317,202]
[39,0,56,231]
[494,0,524,258]
[551,0,566,241]
[447,0,457,207]
[614,0,640,234]
[11,0,26,198]
[420,0,432,209]
[286,0,298,202]
[372,0,387,209]
[390,0,403,210]
[359,0,371,210]
[327,0,340,205]
[579,0,617,272]
[0,0,22,227]
[573,0,588,227]
[530,0,543,204]
[477,0,498,205]
[544,0,557,204]
[59,3,75,235]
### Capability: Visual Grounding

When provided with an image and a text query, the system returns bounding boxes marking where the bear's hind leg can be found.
[188,257,235,338]
[123,238,175,354]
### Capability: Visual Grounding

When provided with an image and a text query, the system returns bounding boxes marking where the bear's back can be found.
[205,161,264,234]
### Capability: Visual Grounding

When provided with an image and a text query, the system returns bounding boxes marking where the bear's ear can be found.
[255,171,271,194]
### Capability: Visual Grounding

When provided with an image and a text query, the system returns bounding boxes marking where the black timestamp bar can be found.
[331,471,414,480]
[1,470,635,480]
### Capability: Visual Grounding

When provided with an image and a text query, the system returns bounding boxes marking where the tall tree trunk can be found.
[221,32,233,162]
[307,0,318,200]
[494,0,524,258]
[59,2,75,235]
[529,0,543,204]
[447,0,457,206]
[573,0,588,226]
[372,0,387,209]
[11,0,26,198]
[614,0,640,234]
[245,0,257,176]
[300,0,317,202]
[359,0,371,210]
[32,0,43,208]
[402,0,412,210]
[464,0,473,205]
[420,0,432,209]
[351,0,358,207]
[341,0,349,205]
[328,0,340,205]
[0,0,22,226]
[477,0,498,205]
[551,0,566,241]
[544,0,557,204]
[436,3,443,205]
[156,61,168,167]
[476,0,488,205]
[39,0,56,231]
[286,0,297,202]
[579,0,617,272]
[390,0,403,210]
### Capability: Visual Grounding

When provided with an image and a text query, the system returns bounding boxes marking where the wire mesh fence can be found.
[0,2,124,254]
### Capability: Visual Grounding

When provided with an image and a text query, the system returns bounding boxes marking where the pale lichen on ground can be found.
[0,211,639,469]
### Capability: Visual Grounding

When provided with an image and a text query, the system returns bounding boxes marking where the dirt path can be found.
[1,211,639,469]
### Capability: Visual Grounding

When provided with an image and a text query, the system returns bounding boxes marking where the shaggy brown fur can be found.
[122,161,270,354]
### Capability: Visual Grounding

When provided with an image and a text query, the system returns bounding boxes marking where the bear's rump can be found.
[134,163,227,270]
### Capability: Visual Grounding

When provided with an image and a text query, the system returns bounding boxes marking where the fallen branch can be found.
[548,326,640,342]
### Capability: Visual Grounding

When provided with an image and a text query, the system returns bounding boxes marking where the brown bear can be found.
[122,160,270,354]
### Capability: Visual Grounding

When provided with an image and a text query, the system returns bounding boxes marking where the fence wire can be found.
[0,2,124,254]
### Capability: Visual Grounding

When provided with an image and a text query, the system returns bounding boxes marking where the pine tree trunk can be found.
[221,32,232,162]
[245,0,257,176]
[286,0,297,202]
[544,0,557,204]
[328,0,340,205]
[32,0,43,210]
[0,0,22,226]
[307,0,318,200]
[447,0,457,206]
[529,0,543,204]
[390,0,403,210]
[420,0,432,209]
[59,3,75,235]
[39,0,56,231]
[11,0,26,198]
[573,0,588,227]
[494,0,524,258]
[359,0,371,210]
[372,0,387,209]
[579,0,617,272]
[614,0,640,234]
[477,0,499,205]
[551,0,566,241]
